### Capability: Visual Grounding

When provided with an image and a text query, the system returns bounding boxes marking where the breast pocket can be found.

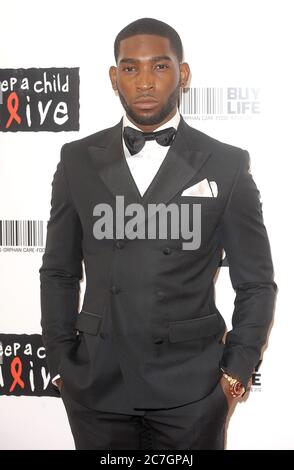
[179,196,220,212]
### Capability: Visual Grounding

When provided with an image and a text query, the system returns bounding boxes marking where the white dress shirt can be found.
[122,109,180,196]
[52,110,180,388]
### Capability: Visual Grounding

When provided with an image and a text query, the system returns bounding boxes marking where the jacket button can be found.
[163,247,171,255]
[115,240,125,249]
[154,338,164,344]
[157,290,167,301]
[110,285,121,294]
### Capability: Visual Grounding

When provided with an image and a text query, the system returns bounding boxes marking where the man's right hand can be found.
[54,377,64,392]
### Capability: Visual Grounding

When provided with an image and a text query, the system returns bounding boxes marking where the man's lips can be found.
[133,97,159,109]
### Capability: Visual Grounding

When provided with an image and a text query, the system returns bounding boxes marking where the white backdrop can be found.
[0,0,293,449]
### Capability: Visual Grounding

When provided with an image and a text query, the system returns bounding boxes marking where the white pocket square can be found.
[181,178,218,197]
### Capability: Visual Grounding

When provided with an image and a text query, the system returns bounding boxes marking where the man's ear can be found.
[179,62,190,88]
[109,66,118,91]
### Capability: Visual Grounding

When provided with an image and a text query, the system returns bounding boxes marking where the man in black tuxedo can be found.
[39,18,277,449]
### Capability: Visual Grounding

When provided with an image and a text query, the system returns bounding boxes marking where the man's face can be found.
[109,34,190,131]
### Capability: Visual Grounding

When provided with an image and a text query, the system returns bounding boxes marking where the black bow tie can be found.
[123,126,176,156]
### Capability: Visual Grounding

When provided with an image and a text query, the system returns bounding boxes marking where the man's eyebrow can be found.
[150,55,172,62]
[119,58,138,64]
[119,55,172,64]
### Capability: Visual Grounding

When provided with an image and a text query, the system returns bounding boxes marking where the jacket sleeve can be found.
[219,150,277,388]
[39,143,83,379]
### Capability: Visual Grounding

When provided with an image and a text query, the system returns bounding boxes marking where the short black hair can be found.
[114,18,183,63]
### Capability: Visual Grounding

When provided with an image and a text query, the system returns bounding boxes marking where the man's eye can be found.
[123,66,136,72]
[155,64,169,70]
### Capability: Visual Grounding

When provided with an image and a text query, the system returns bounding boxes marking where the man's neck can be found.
[124,108,180,133]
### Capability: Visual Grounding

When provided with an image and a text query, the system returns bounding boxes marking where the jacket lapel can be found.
[142,116,212,207]
[88,120,142,207]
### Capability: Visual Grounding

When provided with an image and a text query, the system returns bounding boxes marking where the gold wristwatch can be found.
[221,370,246,398]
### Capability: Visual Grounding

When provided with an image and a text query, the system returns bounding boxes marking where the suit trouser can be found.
[60,380,229,450]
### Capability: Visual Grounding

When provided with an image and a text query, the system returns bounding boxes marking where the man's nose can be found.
[136,70,154,91]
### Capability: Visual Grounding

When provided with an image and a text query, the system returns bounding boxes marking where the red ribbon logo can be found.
[6,91,22,128]
[10,356,25,392]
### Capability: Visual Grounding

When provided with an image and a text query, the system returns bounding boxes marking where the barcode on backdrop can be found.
[0,220,43,246]
[180,87,224,115]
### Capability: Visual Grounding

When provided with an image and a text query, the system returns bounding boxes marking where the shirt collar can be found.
[122,108,180,132]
